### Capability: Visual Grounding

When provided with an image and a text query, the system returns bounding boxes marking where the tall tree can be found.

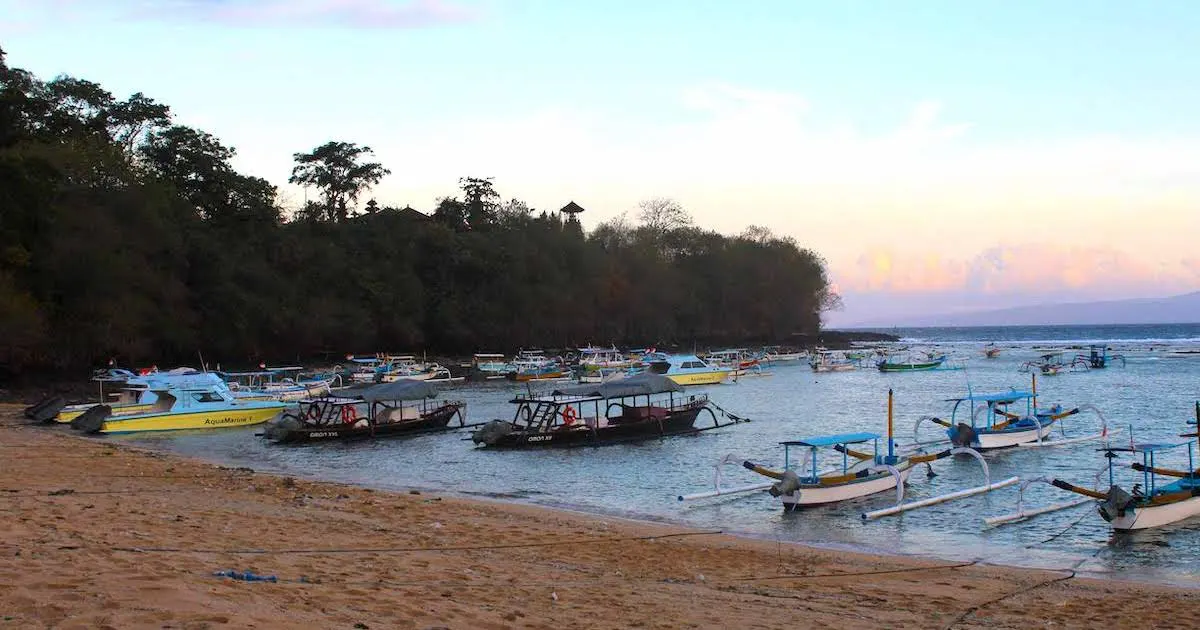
[289,141,389,222]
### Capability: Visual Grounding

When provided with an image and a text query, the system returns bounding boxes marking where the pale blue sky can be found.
[4,0,1199,323]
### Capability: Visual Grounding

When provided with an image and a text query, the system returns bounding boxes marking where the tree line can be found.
[0,48,836,377]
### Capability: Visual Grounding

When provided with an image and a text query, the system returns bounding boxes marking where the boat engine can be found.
[768,470,801,497]
[23,395,66,423]
[471,420,513,446]
[264,415,303,441]
[1098,485,1135,522]
[70,405,112,434]
[949,423,978,448]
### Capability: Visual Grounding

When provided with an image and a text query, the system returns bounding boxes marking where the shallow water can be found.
[124,329,1200,587]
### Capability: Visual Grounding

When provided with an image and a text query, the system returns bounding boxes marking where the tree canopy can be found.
[0,49,835,377]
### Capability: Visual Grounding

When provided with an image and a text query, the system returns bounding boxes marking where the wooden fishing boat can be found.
[471,373,745,448]
[1073,345,1126,369]
[983,343,1002,359]
[809,350,856,372]
[221,367,336,402]
[877,352,945,372]
[470,353,511,380]
[264,381,465,444]
[680,390,1016,517]
[913,375,1111,450]
[989,421,1200,531]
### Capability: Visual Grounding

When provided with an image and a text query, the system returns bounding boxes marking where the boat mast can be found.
[886,388,896,464]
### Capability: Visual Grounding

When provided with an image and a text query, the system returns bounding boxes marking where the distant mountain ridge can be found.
[859,291,1200,327]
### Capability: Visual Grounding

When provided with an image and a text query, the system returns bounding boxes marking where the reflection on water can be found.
[125,340,1200,587]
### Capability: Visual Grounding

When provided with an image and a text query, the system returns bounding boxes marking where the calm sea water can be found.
[124,324,1200,586]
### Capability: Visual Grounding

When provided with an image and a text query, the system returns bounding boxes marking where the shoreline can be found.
[2,406,1198,629]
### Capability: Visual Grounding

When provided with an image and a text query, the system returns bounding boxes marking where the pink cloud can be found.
[837,245,1200,298]
[134,0,480,29]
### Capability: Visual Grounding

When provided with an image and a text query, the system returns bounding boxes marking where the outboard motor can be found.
[950,423,978,448]
[1098,485,1135,522]
[70,405,112,434]
[768,470,801,497]
[471,420,513,446]
[264,415,303,442]
[24,395,67,423]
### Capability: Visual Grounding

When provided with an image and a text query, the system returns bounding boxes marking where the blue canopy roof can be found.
[1106,441,1190,453]
[945,390,1033,403]
[781,432,881,447]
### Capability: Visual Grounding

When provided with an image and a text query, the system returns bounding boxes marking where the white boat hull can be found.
[781,466,912,508]
[1109,496,1200,531]
[975,424,1056,450]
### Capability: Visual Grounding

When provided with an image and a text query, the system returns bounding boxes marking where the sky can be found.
[3,0,1199,325]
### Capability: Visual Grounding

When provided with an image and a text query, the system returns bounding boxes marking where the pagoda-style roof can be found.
[559,201,585,215]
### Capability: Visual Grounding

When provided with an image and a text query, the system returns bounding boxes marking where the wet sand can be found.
[1,405,1197,629]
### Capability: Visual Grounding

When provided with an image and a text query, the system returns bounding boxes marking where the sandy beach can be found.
[1,405,1197,630]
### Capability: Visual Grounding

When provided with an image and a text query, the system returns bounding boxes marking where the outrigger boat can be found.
[877,351,946,372]
[760,346,806,364]
[469,353,511,380]
[66,372,285,434]
[646,353,731,386]
[914,375,1111,450]
[809,350,857,372]
[983,343,1002,359]
[988,415,1200,531]
[1020,351,1078,376]
[263,380,466,444]
[680,390,1016,518]
[221,367,336,402]
[471,373,745,448]
[1074,345,1126,369]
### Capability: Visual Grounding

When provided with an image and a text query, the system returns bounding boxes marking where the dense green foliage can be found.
[0,49,834,375]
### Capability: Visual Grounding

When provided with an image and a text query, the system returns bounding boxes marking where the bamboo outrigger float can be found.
[472,373,746,448]
[913,375,1113,450]
[986,403,1200,530]
[987,420,1200,531]
[680,390,1013,518]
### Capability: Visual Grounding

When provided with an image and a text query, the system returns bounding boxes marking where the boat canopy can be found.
[945,390,1033,403]
[781,432,881,447]
[550,373,683,398]
[358,380,440,402]
[1105,441,1190,454]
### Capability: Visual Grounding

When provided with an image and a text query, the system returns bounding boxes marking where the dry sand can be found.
[1,404,1197,629]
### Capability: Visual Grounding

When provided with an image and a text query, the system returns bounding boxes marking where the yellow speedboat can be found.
[645,354,730,386]
[70,373,285,434]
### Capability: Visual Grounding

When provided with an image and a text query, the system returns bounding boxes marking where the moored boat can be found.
[809,350,856,372]
[914,375,1110,450]
[990,418,1200,531]
[68,372,285,434]
[680,390,1012,518]
[876,351,945,372]
[471,373,745,448]
[264,380,466,444]
[645,353,730,386]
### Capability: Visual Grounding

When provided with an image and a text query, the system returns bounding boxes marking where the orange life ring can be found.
[560,406,578,426]
[341,405,359,425]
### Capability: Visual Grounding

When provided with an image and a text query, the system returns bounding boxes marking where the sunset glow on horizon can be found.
[4,0,1198,324]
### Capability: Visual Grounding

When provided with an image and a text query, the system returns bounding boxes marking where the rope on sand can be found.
[732,560,978,582]
[941,569,1076,629]
[104,529,726,555]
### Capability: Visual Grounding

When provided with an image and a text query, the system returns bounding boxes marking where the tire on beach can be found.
[24,395,67,423]
[70,405,112,434]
